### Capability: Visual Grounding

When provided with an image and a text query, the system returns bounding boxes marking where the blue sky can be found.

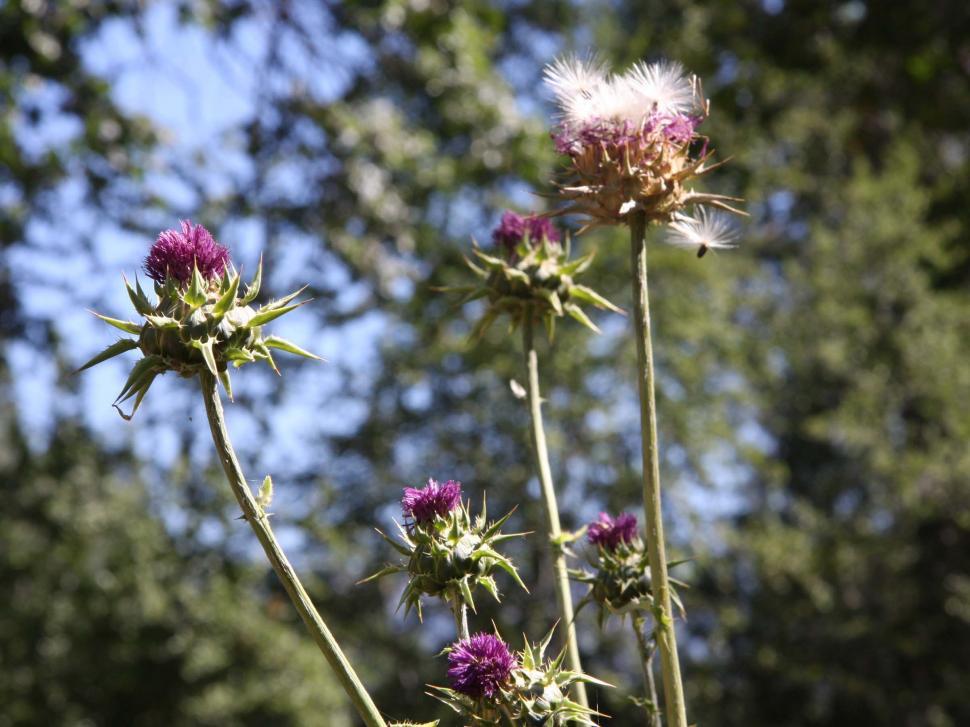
[5,4,755,569]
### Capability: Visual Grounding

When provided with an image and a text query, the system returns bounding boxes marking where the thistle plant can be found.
[432,628,609,726]
[445,210,622,711]
[78,221,387,727]
[455,210,622,340]
[544,55,746,727]
[363,479,528,639]
[573,513,688,726]
[79,220,318,419]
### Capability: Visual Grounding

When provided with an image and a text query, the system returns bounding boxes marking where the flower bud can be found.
[432,626,610,725]
[543,55,745,228]
[446,209,622,341]
[77,221,320,418]
[362,481,527,620]
[572,511,687,627]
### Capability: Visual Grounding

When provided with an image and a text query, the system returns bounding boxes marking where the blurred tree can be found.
[0,403,349,726]
[2,0,969,725]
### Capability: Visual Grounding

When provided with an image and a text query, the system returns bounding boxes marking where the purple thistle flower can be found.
[587,512,638,550]
[491,210,560,259]
[491,210,526,256]
[447,632,518,699]
[659,113,701,145]
[525,215,560,246]
[401,478,462,524]
[144,220,230,285]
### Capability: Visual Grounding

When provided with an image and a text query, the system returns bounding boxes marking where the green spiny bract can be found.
[362,498,528,620]
[77,259,319,418]
[572,536,688,629]
[452,235,622,341]
[432,627,611,726]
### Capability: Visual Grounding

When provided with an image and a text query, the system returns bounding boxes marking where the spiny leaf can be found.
[90,311,142,335]
[114,371,159,421]
[212,270,240,318]
[470,248,506,267]
[481,506,518,540]
[113,354,164,405]
[543,313,556,342]
[252,341,279,374]
[218,368,233,401]
[182,264,207,308]
[570,284,624,313]
[76,338,139,373]
[479,575,500,602]
[458,576,477,613]
[468,308,500,341]
[560,252,594,276]
[224,347,256,364]
[357,564,404,585]
[240,254,263,305]
[263,335,323,361]
[144,314,179,329]
[259,285,308,312]
[375,528,413,557]
[192,339,219,378]
[124,274,154,316]
[564,302,601,333]
[248,300,309,328]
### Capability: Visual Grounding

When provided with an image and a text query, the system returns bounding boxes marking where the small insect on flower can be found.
[665,207,739,258]
[543,53,745,227]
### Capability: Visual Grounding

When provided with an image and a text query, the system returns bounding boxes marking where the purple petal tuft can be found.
[447,632,518,699]
[144,220,230,285]
[401,478,462,524]
[491,210,560,259]
[587,512,638,550]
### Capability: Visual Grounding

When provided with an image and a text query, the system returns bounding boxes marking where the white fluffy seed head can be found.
[543,54,609,105]
[665,208,739,252]
[622,60,699,116]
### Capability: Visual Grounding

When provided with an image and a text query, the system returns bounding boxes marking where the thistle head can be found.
[573,512,686,626]
[402,479,463,525]
[77,222,321,419]
[363,486,527,620]
[492,210,561,261]
[448,209,622,341]
[543,54,745,231]
[587,511,638,551]
[433,627,609,725]
[144,220,230,285]
[447,632,518,699]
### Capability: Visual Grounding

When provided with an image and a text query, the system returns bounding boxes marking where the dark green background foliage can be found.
[1,1,968,725]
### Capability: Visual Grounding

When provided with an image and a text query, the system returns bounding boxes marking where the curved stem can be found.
[199,372,386,727]
[522,317,589,710]
[628,212,688,727]
[633,613,662,727]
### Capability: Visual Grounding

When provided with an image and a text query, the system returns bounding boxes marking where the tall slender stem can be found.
[199,372,386,727]
[628,212,688,727]
[452,598,470,641]
[522,316,588,710]
[633,613,662,727]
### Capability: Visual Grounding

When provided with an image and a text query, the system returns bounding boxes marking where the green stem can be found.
[199,372,386,727]
[628,212,688,727]
[633,613,662,727]
[522,316,589,710]
[452,597,470,641]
